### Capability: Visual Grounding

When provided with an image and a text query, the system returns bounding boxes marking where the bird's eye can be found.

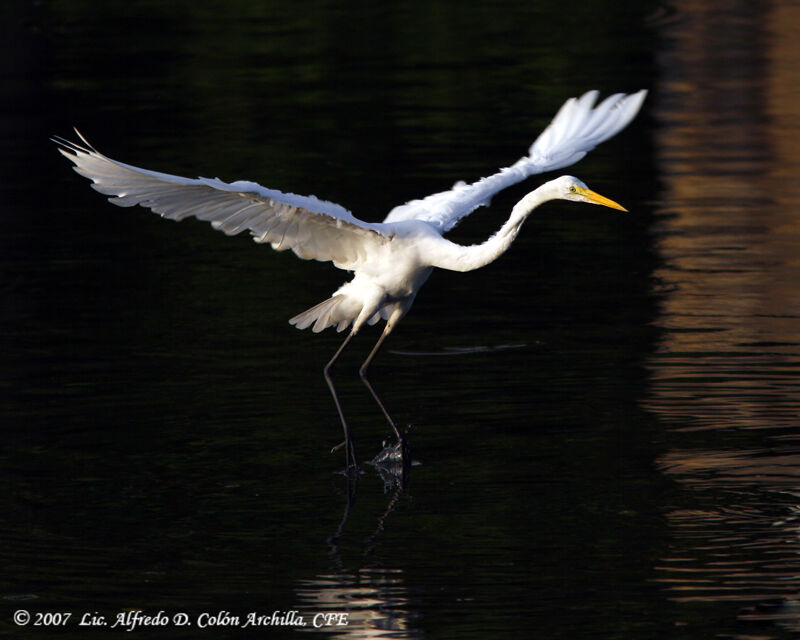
[569,185,577,193]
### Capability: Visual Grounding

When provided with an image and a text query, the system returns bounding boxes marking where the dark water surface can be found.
[3,1,800,638]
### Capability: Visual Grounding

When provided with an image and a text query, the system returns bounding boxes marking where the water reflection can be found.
[656,449,800,631]
[296,471,419,638]
[647,0,800,635]
[297,569,419,639]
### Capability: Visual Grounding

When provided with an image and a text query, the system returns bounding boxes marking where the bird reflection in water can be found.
[294,458,417,638]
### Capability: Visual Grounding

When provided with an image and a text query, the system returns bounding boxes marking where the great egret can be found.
[55,89,646,470]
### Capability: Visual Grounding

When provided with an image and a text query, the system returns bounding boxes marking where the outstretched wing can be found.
[383,89,647,233]
[54,132,388,268]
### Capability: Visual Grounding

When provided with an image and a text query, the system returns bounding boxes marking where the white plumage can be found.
[383,90,646,232]
[55,89,646,469]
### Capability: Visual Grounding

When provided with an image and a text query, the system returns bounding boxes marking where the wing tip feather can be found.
[529,88,647,159]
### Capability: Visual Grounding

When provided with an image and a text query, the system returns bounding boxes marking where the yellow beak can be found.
[578,187,627,212]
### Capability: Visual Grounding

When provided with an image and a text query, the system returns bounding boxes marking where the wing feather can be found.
[54,132,388,268]
[383,89,646,233]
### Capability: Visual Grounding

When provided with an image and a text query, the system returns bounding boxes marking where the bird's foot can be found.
[331,438,360,475]
[331,440,347,453]
[370,435,409,467]
[369,436,410,490]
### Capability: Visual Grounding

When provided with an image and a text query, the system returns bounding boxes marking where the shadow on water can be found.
[646,2,800,636]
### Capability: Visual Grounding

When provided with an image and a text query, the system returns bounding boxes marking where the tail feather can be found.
[289,295,352,333]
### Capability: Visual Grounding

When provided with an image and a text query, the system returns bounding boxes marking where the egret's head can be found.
[551,175,627,212]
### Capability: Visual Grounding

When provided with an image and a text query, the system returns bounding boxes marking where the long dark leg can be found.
[359,327,402,441]
[325,331,358,470]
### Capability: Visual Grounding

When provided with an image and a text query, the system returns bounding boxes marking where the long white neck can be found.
[432,182,556,273]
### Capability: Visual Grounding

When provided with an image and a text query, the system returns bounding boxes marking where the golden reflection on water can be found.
[647,0,800,632]
[295,569,417,639]
[647,0,800,428]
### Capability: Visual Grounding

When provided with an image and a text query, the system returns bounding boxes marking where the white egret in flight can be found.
[55,89,646,470]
